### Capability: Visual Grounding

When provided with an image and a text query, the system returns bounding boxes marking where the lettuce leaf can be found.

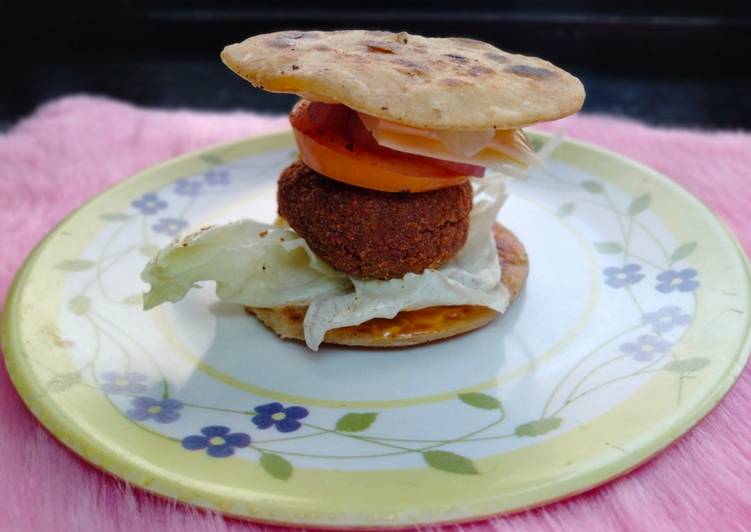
[141,175,510,350]
[141,220,350,310]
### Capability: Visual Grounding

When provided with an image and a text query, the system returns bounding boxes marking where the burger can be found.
[141,30,585,350]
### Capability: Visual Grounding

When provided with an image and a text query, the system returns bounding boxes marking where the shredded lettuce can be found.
[141,220,350,310]
[141,175,510,350]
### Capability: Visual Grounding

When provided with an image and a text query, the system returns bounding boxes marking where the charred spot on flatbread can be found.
[506,64,556,79]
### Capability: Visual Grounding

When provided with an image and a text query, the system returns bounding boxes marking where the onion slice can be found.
[359,112,540,174]
[436,129,496,157]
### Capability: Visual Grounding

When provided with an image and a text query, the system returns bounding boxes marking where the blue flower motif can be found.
[152,217,188,236]
[204,169,230,186]
[126,397,183,423]
[620,334,671,362]
[643,306,691,333]
[252,402,309,433]
[181,426,250,458]
[656,269,700,293]
[100,372,148,394]
[603,264,644,288]
[131,193,167,215]
[174,179,202,197]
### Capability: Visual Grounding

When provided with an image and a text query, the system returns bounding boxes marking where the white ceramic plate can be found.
[3,131,750,528]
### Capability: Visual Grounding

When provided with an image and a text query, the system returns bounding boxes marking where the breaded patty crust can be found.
[277,160,473,280]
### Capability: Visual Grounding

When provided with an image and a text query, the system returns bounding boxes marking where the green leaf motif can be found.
[628,193,651,216]
[46,372,81,392]
[260,453,293,481]
[515,417,563,437]
[670,242,698,263]
[69,294,90,315]
[55,259,94,272]
[100,212,130,222]
[200,153,224,165]
[663,358,710,374]
[122,294,142,305]
[595,241,624,254]
[458,392,502,410]
[581,181,604,194]
[423,451,479,475]
[335,413,377,432]
[556,202,575,217]
[139,244,161,258]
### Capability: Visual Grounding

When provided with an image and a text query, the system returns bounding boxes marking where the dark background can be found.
[3,1,751,129]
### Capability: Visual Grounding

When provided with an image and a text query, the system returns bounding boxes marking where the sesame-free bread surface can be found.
[221,30,585,131]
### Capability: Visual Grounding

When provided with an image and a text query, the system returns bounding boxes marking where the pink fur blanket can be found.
[1,95,750,531]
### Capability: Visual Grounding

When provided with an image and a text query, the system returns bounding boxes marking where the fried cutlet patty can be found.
[277,160,473,280]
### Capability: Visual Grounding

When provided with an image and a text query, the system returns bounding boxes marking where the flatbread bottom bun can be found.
[246,222,529,347]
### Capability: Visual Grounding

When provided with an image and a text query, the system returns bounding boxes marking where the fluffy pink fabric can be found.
[1,95,749,531]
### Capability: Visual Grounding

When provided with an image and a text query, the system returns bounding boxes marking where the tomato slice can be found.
[289,100,475,193]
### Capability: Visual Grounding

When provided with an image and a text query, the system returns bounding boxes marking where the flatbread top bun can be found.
[221,29,585,130]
